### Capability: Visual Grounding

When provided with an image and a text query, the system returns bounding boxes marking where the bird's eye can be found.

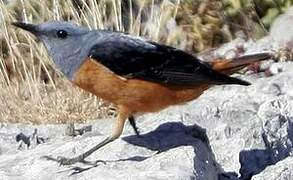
[56,30,68,39]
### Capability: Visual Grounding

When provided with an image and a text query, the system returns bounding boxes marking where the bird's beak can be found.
[12,22,39,35]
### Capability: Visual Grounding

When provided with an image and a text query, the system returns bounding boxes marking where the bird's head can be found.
[12,21,94,79]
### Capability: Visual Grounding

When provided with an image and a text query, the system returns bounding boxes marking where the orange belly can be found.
[73,59,210,113]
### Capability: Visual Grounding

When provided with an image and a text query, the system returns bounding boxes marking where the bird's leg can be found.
[43,107,131,165]
[129,116,140,136]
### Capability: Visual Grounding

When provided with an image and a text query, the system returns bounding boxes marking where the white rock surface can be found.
[0,118,220,180]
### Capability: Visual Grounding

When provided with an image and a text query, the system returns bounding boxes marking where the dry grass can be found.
[0,79,115,124]
[0,0,186,124]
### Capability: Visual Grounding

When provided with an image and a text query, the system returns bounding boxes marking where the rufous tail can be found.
[210,52,273,75]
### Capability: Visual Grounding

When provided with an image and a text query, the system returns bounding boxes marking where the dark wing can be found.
[88,33,249,86]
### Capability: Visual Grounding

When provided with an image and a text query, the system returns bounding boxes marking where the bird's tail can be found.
[207,52,273,86]
[210,52,273,75]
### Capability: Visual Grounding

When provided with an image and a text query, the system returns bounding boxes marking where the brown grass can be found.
[0,0,185,124]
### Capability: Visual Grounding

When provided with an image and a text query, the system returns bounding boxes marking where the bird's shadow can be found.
[67,122,216,176]
[66,120,293,178]
[122,121,210,155]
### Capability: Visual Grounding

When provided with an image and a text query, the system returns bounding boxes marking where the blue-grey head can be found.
[12,21,97,80]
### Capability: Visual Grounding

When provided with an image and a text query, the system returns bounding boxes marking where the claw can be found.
[69,161,105,175]
[56,156,73,166]
[42,155,77,165]
[41,155,106,166]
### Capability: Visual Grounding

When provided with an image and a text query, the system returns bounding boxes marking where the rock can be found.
[252,157,293,180]
[270,7,293,49]
[0,120,220,180]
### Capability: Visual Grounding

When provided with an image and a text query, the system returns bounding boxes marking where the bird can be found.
[12,21,272,165]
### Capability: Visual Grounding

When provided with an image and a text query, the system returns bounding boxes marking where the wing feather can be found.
[88,33,250,86]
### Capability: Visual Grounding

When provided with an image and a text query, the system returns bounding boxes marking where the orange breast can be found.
[72,58,210,113]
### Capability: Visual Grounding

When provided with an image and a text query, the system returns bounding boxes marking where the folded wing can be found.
[88,33,250,86]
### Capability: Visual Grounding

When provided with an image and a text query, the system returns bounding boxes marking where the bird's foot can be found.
[132,128,141,137]
[42,155,105,166]
[42,155,78,165]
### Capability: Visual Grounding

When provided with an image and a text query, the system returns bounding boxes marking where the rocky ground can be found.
[1,7,293,180]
